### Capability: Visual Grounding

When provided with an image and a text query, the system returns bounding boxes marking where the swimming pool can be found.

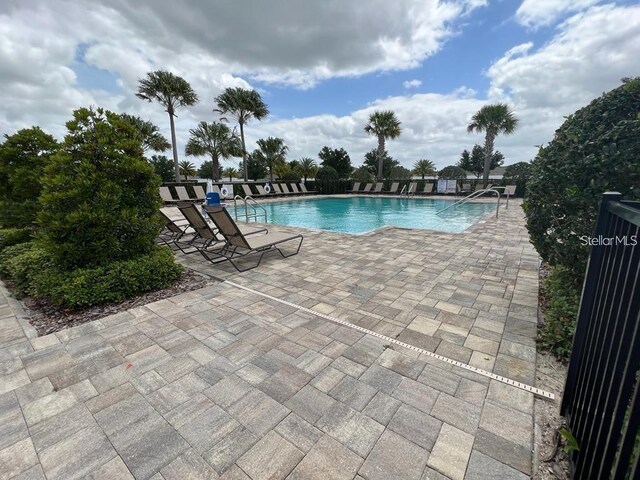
[231,197,495,234]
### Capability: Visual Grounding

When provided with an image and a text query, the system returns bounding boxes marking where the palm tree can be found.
[119,114,170,154]
[467,103,518,187]
[413,159,436,180]
[364,110,402,181]
[222,167,238,182]
[297,157,318,182]
[178,160,196,181]
[214,87,269,182]
[255,137,288,182]
[185,122,241,181]
[136,71,199,181]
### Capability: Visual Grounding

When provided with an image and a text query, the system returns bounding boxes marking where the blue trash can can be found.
[206,192,221,206]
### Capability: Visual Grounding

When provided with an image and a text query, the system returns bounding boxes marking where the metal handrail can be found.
[245,196,267,222]
[436,188,502,218]
[399,185,406,196]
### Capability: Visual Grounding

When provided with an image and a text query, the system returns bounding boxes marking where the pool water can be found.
[231,197,495,234]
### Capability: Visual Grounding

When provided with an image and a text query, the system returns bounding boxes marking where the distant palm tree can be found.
[178,160,196,181]
[467,103,518,187]
[413,159,436,180]
[185,121,241,181]
[214,87,269,182]
[136,71,199,181]
[222,167,238,182]
[364,110,402,181]
[119,114,170,154]
[255,137,288,182]
[297,157,318,182]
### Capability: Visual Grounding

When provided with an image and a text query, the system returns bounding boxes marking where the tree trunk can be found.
[422,173,425,180]
[482,131,495,188]
[168,110,180,182]
[269,166,273,183]
[377,135,385,181]
[212,155,220,182]
[239,121,248,182]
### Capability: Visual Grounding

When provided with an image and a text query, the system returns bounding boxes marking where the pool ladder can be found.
[436,189,502,218]
[233,195,267,223]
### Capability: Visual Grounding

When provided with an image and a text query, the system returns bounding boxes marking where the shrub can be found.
[281,170,302,183]
[537,266,581,360]
[502,162,531,198]
[315,166,339,180]
[351,166,375,184]
[0,242,51,297]
[0,127,58,229]
[438,165,467,180]
[38,107,163,270]
[0,228,32,252]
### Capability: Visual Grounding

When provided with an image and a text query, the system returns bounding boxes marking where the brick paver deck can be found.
[0,198,541,480]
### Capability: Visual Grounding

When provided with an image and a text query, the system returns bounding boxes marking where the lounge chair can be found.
[289,183,301,194]
[475,183,493,192]
[192,185,206,201]
[242,184,256,197]
[504,185,516,196]
[159,207,200,253]
[175,186,195,202]
[372,182,384,194]
[159,186,179,203]
[203,206,303,272]
[255,185,271,197]
[177,204,267,263]
[348,182,361,193]
[420,183,434,195]
[271,184,285,196]
[460,184,471,194]
[299,183,316,194]
[280,183,294,195]
[384,182,399,194]
[362,183,373,193]
[407,182,417,195]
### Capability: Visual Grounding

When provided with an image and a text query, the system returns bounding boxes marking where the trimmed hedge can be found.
[0,228,32,252]
[0,243,182,308]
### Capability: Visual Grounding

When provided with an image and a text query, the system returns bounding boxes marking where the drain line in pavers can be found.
[224,280,555,401]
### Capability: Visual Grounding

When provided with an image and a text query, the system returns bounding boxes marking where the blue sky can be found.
[1,0,639,169]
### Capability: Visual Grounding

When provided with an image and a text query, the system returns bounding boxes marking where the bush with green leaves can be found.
[0,242,51,297]
[502,161,531,197]
[0,228,32,252]
[351,166,375,184]
[524,77,640,359]
[38,107,163,270]
[0,127,58,229]
[281,170,302,183]
[315,165,339,180]
[438,165,467,180]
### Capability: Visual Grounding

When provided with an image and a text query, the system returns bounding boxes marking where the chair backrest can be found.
[175,186,191,201]
[505,185,517,195]
[487,183,493,189]
[299,183,308,193]
[242,184,255,197]
[408,182,416,193]
[351,182,361,191]
[177,204,217,240]
[193,185,206,199]
[389,182,399,192]
[272,183,283,194]
[424,183,434,193]
[159,208,184,234]
[373,182,383,192]
[203,206,251,250]
[462,184,471,190]
[211,185,221,195]
[281,184,291,194]
[159,186,174,202]
[256,185,267,195]
[290,184,300,193]
[474,184,484,192]
[363,183,372,192]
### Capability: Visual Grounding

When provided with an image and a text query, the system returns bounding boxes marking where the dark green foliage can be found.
[0,127,58,228]
[525,78,640,359]
[388,166,412,180]
[351,166,375,183]
[0,228,32,252]
[315,166,339,180]
[281,170,302,183]
[318,147,352,178]
[457,145,504,178]
[438,166,467,180]
[38,107,163,270]
[537,266,581,361]
[0,242,182,308]
[149,155,175,182]
[240,153,268,181]
[503,161,531,197]
[363,149,399,179]
[197,160,223,180]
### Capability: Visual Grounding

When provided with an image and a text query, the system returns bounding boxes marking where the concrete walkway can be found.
[0,200,541,480]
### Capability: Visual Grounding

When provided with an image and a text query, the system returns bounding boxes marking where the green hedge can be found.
[0,243,182,308]
[0,228,32,252]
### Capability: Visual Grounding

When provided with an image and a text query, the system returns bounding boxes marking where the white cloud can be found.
[403,79,423,89]
[515,0,602,28]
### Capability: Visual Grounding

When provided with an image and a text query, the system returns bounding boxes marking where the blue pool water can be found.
[231,197,495,234]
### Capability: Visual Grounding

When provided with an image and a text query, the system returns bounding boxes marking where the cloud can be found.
[515,0,602,28]
[403,79,423,89]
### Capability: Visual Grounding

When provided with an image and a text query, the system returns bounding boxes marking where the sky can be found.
[0,0,639,171]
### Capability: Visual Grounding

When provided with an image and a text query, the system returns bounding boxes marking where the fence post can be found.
[561,192,623,414]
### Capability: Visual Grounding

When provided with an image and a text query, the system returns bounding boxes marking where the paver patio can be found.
[0,198,542,479]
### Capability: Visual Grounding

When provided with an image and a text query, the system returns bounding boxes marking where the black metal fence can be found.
[561,192,640,479]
